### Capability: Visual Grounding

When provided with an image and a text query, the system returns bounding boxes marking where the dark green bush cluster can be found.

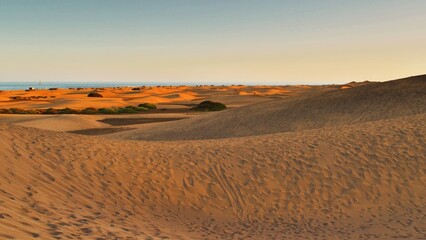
[192,101,227,111]
[0,103,157,115]
[87,92,103,97]
[116,106,137,114]
[58,108,79,114]
[98,108,117,114]
[138,103,157,109]
[10,96,47,100]
[4,108,30,114]
[44,108,58,114]
[80,107,98,114]
[0,108,50,114]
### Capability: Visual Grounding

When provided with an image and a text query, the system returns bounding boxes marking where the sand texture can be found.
[112,75,426,141]
[0,75,425,239]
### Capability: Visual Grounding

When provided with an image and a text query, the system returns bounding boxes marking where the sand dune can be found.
[0,83,338,135]
[0,114,108,131]
[112,75,426,140]
[0,85,299,111]
[1,75,425,239]
[0,113,425,239]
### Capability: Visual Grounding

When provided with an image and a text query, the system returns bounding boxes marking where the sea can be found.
[0,82,183,90]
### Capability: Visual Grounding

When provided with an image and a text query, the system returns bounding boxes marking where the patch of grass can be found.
[98,108,118,114]
[192,101,227,111]
[138,103,157,109]
[126,106,149,112]
[117,107,139,114]
[26,109,42,114]
[43,108,59,114]
[8,108,28,114]
[123,106,149,112]
[134,106,149,112]
[58,108,79,114]
[1,104,157,115]
[80,107,98,114]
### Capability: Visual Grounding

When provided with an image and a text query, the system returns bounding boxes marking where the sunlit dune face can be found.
[0,75,425,239]
[0,1,426,239]
[0,85,306,110]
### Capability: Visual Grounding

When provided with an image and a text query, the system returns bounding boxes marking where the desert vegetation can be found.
[132,87,144,90]
[138,103,157,109]
[9,96,50,100]
[192,100,227,111]
[0,103,157,115]
[87,92,103,97]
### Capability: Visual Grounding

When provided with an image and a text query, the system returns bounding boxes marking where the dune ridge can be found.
[111,75,426,141]
[1,75,425,239]
[0,114,108,131]
[1,112,425,239]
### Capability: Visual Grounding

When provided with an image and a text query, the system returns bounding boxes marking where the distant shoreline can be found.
[0,82,186,91]
[0,81,335,91]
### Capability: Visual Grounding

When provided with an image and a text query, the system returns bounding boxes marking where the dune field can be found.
[0,75,425,239]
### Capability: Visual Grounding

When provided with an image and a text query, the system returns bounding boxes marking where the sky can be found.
[0,0,425,85]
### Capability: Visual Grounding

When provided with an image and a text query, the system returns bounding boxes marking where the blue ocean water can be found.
[0,82,180,90]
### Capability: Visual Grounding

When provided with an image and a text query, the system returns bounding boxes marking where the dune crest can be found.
[1,112,425,239]
[1,75,425,239]
[112,75,426,140]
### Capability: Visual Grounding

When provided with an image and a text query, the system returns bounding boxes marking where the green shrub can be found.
[134,106,148,112]
[138,103,157,110]
[123,105,148,112]
[26,109,42,114]
[117,107,138,113]
[98,108,117,114]
[1,105,154,115]
[1,108,41,114]
[87,92,103,97]
[8,108,27,114]
[81,107,98,114]
[192,101,227,111]
[58,108,79,114]
[42,108,58,114]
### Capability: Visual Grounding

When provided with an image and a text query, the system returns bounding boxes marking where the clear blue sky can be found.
[1,0,425,84]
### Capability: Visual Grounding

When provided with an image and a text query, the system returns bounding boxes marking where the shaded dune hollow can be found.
[0,75,425,239]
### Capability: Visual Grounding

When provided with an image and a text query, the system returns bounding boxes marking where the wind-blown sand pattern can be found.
[0,75,425,239]
[112,75,426,141]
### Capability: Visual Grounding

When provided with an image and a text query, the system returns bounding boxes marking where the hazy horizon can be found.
[1,0,425,84]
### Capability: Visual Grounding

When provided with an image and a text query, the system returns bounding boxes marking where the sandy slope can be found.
[0,83,341,135]
[0,114,108,131]
[112,75,426,140]
[1,113,425,239]
[0,76,425,239]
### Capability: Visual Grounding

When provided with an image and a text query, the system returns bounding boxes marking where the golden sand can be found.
[0,75,425,239]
